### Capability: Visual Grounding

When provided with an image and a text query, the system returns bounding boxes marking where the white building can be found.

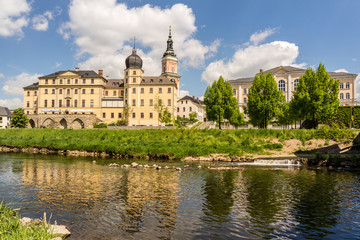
[0,107,11,129]
[177,96,206,122]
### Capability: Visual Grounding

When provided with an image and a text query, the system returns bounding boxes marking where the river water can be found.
[1,153,360,239]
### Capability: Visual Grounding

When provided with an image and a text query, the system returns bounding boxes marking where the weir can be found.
[240,159,303,166]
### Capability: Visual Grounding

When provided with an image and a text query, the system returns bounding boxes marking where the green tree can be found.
[290,63,339,129]
[188,112,198,124]
[229,108,246,127]
[246,72,284,128]
[10,108,28,128]
[204,76,240,129]
[154,96,172,125]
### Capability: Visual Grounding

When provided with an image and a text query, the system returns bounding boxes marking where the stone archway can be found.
[60,118,67,129]
[29,119,36,128]
[71,118,84,129]
[42,118,55,128]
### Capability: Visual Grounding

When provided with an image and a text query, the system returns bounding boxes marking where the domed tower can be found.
[161,26,180,94]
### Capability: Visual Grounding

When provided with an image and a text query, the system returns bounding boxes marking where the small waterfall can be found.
[241,159,302,166]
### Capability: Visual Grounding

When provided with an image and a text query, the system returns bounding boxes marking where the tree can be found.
[229,108,246,128]
[246,72,284,128]
[10,108,28,128]
[204,76,240,129]
[188,112,198,124]
[290,63,339,129]
[154,96,172,125]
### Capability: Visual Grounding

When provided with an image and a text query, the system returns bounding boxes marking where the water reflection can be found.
[0,154,360,239]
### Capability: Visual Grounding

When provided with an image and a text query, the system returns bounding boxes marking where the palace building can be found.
[229,66,358,119]
[23,28,180,128]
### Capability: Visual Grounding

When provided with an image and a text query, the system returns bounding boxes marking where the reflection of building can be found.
[229,66,358,118]
[177,95,206,122]
[0,107,11,129]
[23,28,180,128]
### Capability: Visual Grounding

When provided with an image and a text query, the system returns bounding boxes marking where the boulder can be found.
[48,224,71,238]
[131,162,139,168]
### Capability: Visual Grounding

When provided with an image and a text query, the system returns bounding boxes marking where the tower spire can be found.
[163,25,176,57]
[132,36,136,54]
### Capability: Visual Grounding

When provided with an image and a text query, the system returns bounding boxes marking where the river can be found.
[1,153,360,239]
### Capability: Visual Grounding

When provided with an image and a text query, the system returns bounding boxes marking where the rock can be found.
[92,160,96,164]
[48,224,71,238]
[122,164,130,168]
[50,237,62,240]
[144,164,149,168]
[184,156,199,161]
[109,163,119,167]
[137,164,143,168]
[20,217,32,225]
[184,165,190,168]
[32,218,43,226]
[198,165,202,168]
[176,167,182,171]
[131,162,139,168]
[156,166,161,170]
[164,166,169,169]
[152,164,158,168]
[199,156,212,161]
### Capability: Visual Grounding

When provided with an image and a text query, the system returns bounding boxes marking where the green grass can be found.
[0,128,356,158]
[0,202,56,240]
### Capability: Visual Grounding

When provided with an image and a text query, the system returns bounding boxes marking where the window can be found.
[45,89,48,94]
[132,88,136,94]
[34,91,37,96]
[243,98,247,103]
[82,89,86,94]
[60,79,63,84]
[34,101,37,107]
[172,65,174,72]
[346,93,350,99]
[340,93,344,99]
[177,107,179,112]
[163,65,166,72]
[233,89,236,95]
[90,99,94,108]
[294,79,299,91]
[159,88,162,93]
[51,100,55,107]
[183,107,185,111]
[168,99,171,106]
[103,113,106,118]
[113,91,116,96]
[141,88,144,93]
[133,78,136,83]
[83,79,86,84]
[118,113,122,118]
[132,112,136,118]
[44,100,48,107]
[91,79,94,84]
[59,89,62,94]
[346,82,350,89]
[150,99,153,106]
[243,88,247,94]
[75,89,78,94]
[132,99,136,106]
[159,99,162,105]
[27,111,29,115]
[121,90,124,96]
[133,71,136,75]
[67,89,70,95]
[190,107,192,111]
[141,99,144,106]
[186,101,188,104]
[74,100,78,107]
[91,89,94,94]
[66,100,70,107]
[82,100,85,107]
[105,91,108,96]
[52,79,55,84]
[278,80,286,92]
[141,112,144,118]
[59,100,62,107]
[168,88,171,93]
[150,88,153,93]
[52,89,55,94]
[75,79,78,84]
[67,79,70,84]
[27,91,30,96]
[150,112,153,118]
[111,113,114,118]
[45,79,48,84]
[340,83,344,89]
[26,101,30,107]
[126,79,128,84]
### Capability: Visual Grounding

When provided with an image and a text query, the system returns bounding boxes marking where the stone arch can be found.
[71,118,84,129]
[29,119,36,128]
[60,118,67,129]
[42,118,55,128]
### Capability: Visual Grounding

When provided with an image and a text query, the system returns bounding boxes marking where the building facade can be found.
[229,66,358,119]
[24,28,180,128]
[177,95,206,122]
[0,107,11,129]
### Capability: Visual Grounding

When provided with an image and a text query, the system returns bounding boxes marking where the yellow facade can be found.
[24,29,180,127]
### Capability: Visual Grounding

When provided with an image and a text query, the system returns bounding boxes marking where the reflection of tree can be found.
[202,170,237,223]
[291,170,340,239]
[243,169,284,233]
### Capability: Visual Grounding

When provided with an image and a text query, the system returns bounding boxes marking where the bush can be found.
[93,123,107,128]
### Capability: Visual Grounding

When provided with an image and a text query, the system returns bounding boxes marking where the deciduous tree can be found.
[10,108,28,128]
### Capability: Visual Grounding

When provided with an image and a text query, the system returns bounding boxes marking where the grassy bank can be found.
[0,202,55,239]
[0,128,356,158]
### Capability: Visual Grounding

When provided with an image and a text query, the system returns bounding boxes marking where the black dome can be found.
[125,49,143,69]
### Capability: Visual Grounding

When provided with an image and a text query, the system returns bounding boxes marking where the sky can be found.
[0,0,360,109]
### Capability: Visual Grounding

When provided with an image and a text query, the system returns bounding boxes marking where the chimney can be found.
[98,70,103,77]
[193,96,195,99]
[197,97,199,100]
[260,69,263,74]
[75,67,79,71]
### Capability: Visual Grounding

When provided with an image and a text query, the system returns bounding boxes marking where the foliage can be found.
[154,96,172,125]
[277,102,294,126]
[108,120,128,127]
[246,72,284,128]
[94,123,107,128]
[10,108,28,128]
[0,128,355,159]
[290,63,339,129]
[0,202,55,239]
[204,76,240,129]
[188,112,198,123]
[229,108,246,127]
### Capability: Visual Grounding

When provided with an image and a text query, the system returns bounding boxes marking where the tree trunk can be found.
[218,114,221,129]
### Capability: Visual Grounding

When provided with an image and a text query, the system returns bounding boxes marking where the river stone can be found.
[131,162,139,168]
[48,224,71,238]
[50,237,62,240]
[20,217,32,225]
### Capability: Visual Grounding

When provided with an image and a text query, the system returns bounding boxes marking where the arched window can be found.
[294,79,299,91]
[278,80,286,92]
[346,93,350,99]
[346,82,350,89]
[340,83,344,89]
[340,93,344,99]
[243,98,247,103]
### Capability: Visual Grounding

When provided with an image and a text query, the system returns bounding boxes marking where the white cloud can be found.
[2,72,41,96]
[0,0,31,37]
[179,90,190,98]
[334,68,348,73]
[353,58,357,62]
[32,9,60,31]
[0,73,4,78]
[248,28,278,46]
[0,97,23,109]
[59,1,218,78]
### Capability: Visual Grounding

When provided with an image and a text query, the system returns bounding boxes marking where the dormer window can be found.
[159,79,163,83]
[150,79,153,83]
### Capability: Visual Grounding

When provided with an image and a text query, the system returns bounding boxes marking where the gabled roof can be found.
[105,79,124,88]
[40,70,103,79]
[264,66,306,74]
[178,95,204,105]
[141,76,176,85]
[0,107,11,117]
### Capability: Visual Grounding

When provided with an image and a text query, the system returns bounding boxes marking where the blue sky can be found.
[1,0,359,109]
